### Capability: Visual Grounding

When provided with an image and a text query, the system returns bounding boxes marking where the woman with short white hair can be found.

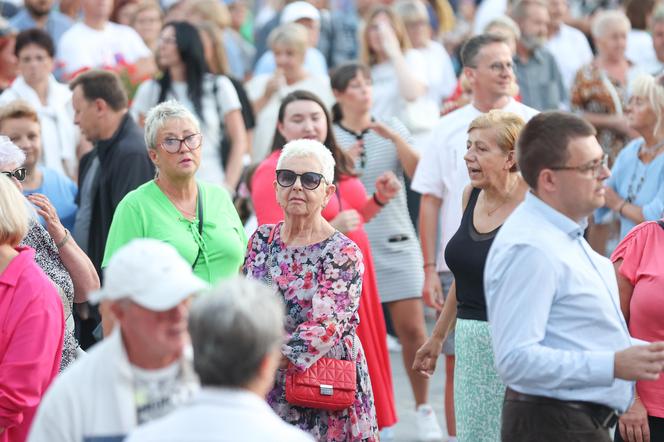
[243,139,378,441]
[104,100,247,285]
[571,9,640,165]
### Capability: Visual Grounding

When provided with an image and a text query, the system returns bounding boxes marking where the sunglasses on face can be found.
[159,133,202,154]
[1,167,26,182]
[276,169,326,190]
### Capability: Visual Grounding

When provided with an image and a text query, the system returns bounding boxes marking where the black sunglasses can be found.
[276,169,326,190]
[1,167,26,182]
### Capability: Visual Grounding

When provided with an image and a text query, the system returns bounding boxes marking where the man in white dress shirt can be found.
[485,111,664,441]
[126,277,314,442]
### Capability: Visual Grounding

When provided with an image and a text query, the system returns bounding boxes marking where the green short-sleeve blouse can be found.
[103,180,247,283]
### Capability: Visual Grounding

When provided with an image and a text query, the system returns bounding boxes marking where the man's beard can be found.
[26,3,51,18]
[521,34,546,51]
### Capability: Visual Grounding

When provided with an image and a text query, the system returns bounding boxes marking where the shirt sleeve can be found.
[610,222,649,284]
[642,184,664,221]
[215,76,242,114]
[282,240,364,370]
[485,243,615,390]
[411,126,446,198]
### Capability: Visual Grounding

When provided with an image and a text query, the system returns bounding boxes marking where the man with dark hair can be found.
[71,70,154,279]
[485,111,664,441]
[126,277,313,442]
[412,34,538,441]
[9,0,72,45]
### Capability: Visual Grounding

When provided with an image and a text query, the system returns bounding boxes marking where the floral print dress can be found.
[243,223,378,442]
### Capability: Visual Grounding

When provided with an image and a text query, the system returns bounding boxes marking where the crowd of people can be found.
[0,0,664,441]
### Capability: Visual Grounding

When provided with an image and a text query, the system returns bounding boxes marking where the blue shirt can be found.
[595,138,664,238]
[24,167,78,233]
[10,9,73,44]
[253,47,328,77]
[484,192,635,412]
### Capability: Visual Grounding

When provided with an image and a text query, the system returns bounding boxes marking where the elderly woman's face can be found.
[0,117,42,170]
[627,95,657,134]
[596,27,627,60]
[274,154,334,218]
[149,117,201,181]
[278,99,327,143]
[273,43,304,74]
[464,127,514,189]
[1,162,25,191]
[17,43,53,87]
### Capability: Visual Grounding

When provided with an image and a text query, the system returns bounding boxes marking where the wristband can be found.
[373,192,386,207]
[423,262,436,269]
[56,228,70,249]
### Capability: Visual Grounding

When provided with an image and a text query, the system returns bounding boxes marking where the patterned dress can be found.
[243,223,378,441]
[20,221,77,371]
[570,62,637,164]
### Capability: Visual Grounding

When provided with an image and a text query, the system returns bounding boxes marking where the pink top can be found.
[0,247,64,442]
[611,221,664,418]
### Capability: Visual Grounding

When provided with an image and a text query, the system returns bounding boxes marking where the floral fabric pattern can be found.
[243,223,378,441]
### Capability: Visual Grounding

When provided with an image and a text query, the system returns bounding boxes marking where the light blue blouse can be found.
[595,138,664,238]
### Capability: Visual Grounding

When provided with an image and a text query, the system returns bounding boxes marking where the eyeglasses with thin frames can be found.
[549,154,609,179]
[1,167,27,182]
[159,133,202,154]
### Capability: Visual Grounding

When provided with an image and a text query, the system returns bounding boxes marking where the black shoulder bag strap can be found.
[192,184,204,270]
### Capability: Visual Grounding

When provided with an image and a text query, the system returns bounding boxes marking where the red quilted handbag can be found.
[285,357,357,410]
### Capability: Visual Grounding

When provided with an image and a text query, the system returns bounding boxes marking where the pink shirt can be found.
[0,247,64,442]
[611,221,664,418]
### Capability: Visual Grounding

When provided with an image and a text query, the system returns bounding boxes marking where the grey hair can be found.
[0,136,26,168]
[276,139,335,183]
[511,0,547,20]
[485,15,521,41]
[591,10,631,39]
[652,5,664,25]
[189,277,285,388]
[143,100,201,150]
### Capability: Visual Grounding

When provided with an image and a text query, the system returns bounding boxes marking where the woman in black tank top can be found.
[414,110,529,442]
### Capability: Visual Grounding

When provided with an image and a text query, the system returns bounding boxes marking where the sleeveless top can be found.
[444,188,500,322]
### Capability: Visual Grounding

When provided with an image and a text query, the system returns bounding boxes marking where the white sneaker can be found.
[416,404,443,441]
[379,425,396,441]
[386,334,402,353]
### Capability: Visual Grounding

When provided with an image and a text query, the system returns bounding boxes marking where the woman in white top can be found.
[360,5,429,127]
[0,28,79,178]
[132,21,247,190]
[246,22,333,162]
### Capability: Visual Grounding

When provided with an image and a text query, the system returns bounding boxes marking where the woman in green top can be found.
[103,100,247,283]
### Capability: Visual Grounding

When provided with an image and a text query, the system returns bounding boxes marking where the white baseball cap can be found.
[90,239,208,311]
[280,1,319,24]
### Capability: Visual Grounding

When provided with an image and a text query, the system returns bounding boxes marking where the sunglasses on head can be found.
[1,167,26,182]
[276,169,326,190]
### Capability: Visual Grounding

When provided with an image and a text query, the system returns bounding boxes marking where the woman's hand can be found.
[279,354,290,369]
[374,171,401,203]
[413,335,444,378]
[378,19,402,60]
[330,209,362,233]
[264,70,284,100]
[369,121,397,141]
[422,268,444,310]
[27,193,67,244]
[604,186,622,211]
[618,397,650,442]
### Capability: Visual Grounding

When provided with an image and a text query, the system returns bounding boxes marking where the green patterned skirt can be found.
[454,318,505,442]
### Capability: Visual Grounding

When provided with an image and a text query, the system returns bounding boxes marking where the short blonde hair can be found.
[394,0,429,24]
[277,139,335,183]
[361,6,411,66]
[591,10,631,39]
[268,22,308,56]
[630,74,664,134]
[0,99,40,129]
[0,174,28,246]
[468,110,526,172]
[188,0,231,29]
[485,15,521,41]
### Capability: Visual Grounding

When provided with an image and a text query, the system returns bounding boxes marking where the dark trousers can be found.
[502,397,612,442]
[614,416,664,441]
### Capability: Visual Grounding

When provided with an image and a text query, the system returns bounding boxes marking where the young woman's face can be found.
[366,13,392,55]
[157,26,182,69]
[277,99,328,143]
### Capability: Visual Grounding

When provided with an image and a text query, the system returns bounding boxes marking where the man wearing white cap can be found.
[28,239,206,442]
[253,1,328,76]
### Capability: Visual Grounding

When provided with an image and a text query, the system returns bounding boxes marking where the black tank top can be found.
[444,188,500,322]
